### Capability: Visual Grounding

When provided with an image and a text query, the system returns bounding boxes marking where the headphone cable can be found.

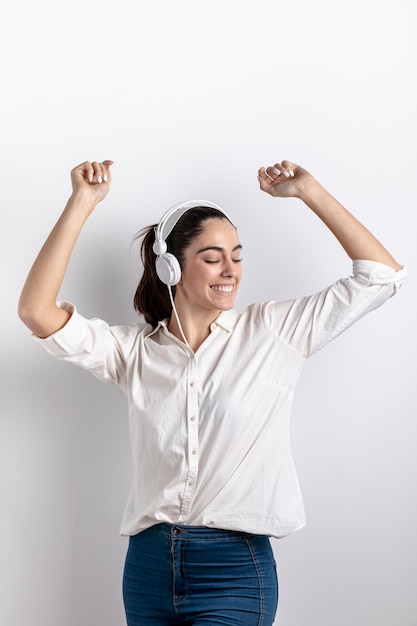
[168,285,191,350]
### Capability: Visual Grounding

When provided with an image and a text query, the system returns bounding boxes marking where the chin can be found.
[218,300,236,311]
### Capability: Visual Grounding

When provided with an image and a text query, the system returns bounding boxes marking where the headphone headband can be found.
[153,199,232,255]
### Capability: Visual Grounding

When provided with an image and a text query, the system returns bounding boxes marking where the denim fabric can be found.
[123,524,278,625]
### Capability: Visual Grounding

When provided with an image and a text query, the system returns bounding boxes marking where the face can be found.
[176,218,243,315]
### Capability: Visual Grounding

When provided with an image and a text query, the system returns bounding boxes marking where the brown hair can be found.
[133,206,233,327]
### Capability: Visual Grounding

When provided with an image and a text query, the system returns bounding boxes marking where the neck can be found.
[168,305,221,352]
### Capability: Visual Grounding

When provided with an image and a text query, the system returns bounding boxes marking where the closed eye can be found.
[204,258,243,264]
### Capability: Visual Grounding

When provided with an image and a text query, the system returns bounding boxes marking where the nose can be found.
[221,259,237,277]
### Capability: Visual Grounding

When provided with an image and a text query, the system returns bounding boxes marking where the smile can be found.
[210,285,234,293]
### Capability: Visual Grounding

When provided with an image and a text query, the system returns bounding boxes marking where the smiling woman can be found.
[134,208,243,351]
[17,158,406,626]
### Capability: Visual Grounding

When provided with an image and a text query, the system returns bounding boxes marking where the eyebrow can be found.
[196,244,243,254]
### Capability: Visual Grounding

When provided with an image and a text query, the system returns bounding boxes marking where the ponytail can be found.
[133,224,172,327]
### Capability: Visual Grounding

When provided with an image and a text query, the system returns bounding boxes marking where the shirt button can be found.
[190,381,195,387]
[190,416,196,421]
[191,448,197,455]
[188,480,194,486]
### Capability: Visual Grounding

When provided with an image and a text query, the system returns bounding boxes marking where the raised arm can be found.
[258,160,402,272]
[18,160,114,338]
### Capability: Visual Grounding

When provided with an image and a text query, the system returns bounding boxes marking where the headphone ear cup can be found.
[155,253,182,286]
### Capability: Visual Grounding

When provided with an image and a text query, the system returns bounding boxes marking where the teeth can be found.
[211,285,233,292]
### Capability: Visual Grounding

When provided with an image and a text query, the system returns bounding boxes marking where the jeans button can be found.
[172,527,179,535]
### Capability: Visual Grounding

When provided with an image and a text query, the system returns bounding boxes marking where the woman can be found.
[18,159,406,625]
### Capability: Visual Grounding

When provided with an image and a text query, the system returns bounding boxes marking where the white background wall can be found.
[1,1,416,625]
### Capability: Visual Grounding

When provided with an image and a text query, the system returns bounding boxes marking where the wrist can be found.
[65,191,98,217]
[295,178,330,210]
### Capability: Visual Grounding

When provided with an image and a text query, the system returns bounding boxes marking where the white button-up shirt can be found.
[36,260,406,538]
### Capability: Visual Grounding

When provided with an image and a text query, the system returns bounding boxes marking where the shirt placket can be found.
[178,354,199,521]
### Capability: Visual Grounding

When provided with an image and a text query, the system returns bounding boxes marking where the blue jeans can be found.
[123,524,278,625]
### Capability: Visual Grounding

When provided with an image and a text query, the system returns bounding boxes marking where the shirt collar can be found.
[145,321,166,339]
[210,309,240,332]
[146,309,240,339]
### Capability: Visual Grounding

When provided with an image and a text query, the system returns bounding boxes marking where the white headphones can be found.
[152,199,233,286]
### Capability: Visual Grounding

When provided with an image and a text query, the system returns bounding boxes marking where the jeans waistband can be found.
[149,523,258,540]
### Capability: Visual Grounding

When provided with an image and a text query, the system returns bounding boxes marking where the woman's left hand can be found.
[258,160,316,198]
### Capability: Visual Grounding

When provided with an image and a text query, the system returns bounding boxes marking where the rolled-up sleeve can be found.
[350,259,407,287]
[33,301,133,384]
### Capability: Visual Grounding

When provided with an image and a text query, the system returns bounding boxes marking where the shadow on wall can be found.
[2,354,131,626]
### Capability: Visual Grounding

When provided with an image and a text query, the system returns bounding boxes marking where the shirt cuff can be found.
[32,301,82,355]
[352,260,407,286]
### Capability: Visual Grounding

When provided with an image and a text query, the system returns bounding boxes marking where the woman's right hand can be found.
[70,160,114,204]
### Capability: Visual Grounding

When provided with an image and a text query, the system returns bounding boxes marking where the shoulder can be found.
[38,301,152,352]
[226,301,293,333]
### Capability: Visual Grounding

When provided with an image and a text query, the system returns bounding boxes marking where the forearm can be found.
[260,160,403,272]
[297,179,402,271]
[18,193,97,337]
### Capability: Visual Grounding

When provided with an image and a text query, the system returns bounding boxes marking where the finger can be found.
[258,167,275,191]
[90,161,104,183]
[265,163,294,182]
[279,160,297,177]
[281,160,296,170]
[265,165,283,181]
[101,160,114,183]
[272,163,293,179]
[258,166,271,181]
[79,161,94,183]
